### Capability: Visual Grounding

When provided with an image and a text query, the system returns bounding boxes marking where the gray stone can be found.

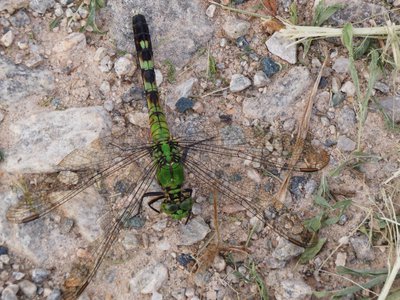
[0,0,29,14]
[99,81,111,95]
[9,10,30,27]
[253,71,270,88]
[46,289,62,300]
[229,74,251,92]
[337,135,356,152]
[374,81,389,94]
[167,78,198,109]
[275,279,312,300]
[18,280,37,298]
[1,106,111,173]
[127,112,149,128]
[103,100,114,112]
[54,3,63,17]
[337,106,356,133]
[99,55,113,73]
[272,238,304,261]
[31,268,50,284]
[266,32,297,64]
[130,263,168,295]
[350,235,375,261]
[328,0,396,26]
[341,81,355,96]
[121,232,140,250]
[0,112,4,123]
[223,17,250,39]
[1,30,14,47]
[1,286,18,300]
[109,1,213,69]
[25,55,44,68]
[379,96,400,123]
[177,216,210,246]
[12,271,25,281]
[243,66,311,120]
[332,57,349,73]
[114,55,136,77]
[29,0,55,14]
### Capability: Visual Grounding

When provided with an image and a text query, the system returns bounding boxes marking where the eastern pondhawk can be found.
[6,14,329,299]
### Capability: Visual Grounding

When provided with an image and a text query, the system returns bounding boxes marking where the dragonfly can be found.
[6,14,329,299]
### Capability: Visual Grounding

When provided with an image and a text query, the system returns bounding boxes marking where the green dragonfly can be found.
[6,14,329,299]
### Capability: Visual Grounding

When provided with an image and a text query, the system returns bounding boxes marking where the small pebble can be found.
[341,81,356,96]
[1,286,18,300]
[335,252,347,266]
[206,4,216,17]
[122,87,144,103]
[220,38,227,47]
[261,57,280,77]
[337,135,356,152]
[223,17,250,39]
[103,100,114,112]
[94,47,107,62]
[154,69,163,86]
[47,288,62,300]
[99,81,111,95]
[54,4,63,17]
[332,57,349,73]
[12,272,25,281]
[212,255,226,272]
[229,74,251,92]
[0,246,8,255]
[265,32,297,64]
[374,81,389,94]
[31,268,50,284]
[127,112,149,128]
[114,55,135,77]
[18,280,37,298]
[253,70,270,88]
[1,30,14,47]
[99,55,113,73]
[0,254,10,264]
[175,97,194,113]
[332,92,345,106]
[350,235,375,261]
[193,101,204,114]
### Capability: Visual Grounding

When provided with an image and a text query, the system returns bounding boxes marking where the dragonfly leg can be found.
[143,192,165,213]
[182,188,193,225]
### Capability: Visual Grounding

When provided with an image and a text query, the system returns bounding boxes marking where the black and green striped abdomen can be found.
[132,14,170,143]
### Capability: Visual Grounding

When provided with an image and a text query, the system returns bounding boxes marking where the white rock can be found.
[223,17,250,39]
[99,81,111,94]
[253,71,270,88]
[177,216,210,246]
[206,4,216,17]
[130,263,168,295]
[341,81,356,96]
[2,106,111,173]
[127,112,149,128]
[94,47,107,62]
[155,69,163,86]
[1,30,14,47]
[230,74,251,92]
[18,280,37,298]
[266,32,297,64]
[99,55,113,73]
[114,55,136,77]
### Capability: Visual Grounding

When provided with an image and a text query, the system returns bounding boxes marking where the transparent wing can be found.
[62,159,158,299]
[6,128,153,223]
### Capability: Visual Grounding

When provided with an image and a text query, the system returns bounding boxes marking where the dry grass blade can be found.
[274,51,329,205]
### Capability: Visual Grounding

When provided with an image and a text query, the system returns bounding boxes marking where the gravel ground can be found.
[0,0,399,299]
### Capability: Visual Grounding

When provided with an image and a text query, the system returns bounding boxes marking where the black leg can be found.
[146,193,165,213]
[137,191,164,215]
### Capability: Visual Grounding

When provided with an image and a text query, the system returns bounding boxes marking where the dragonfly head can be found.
[160,197,193,220]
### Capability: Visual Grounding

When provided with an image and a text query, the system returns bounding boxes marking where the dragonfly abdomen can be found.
[132,14,170,143]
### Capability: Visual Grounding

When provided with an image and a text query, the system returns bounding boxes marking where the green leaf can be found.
[299,237,326,264]
[330,275,386,298]
[289,2,298,25]
[314,195,331,208]
[387,289,400,300]
[354,38,372,60]
[49,16,63,30]
[322,216,340,226]
[342,23,354,57]
[304,212,324,232]
[313,0,343,26]
[332,199,352,210]
[337,266,388,277]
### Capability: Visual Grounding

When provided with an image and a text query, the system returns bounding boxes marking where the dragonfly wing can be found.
[182,145,312,247]
[177,133,329,172]
[62,160,158,299]
[6,145,151,223]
